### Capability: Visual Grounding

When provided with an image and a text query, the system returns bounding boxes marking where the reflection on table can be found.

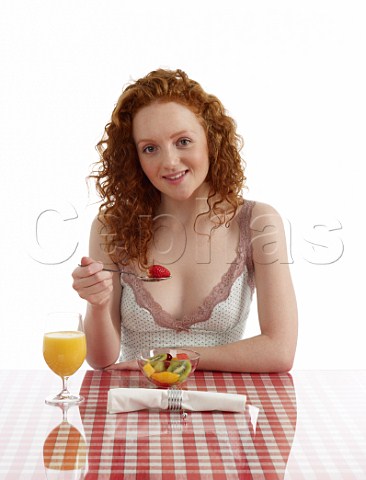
[43,404,87,479]
[0,369,365,479]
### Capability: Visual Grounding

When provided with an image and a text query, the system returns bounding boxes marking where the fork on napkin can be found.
[107,388,247,413]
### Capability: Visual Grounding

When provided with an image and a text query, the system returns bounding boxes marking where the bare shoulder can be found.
[250,201,284,230]
[90,213,114,243]
[90,213,106,234]
[249,201,288,265]
[89,214,113,263]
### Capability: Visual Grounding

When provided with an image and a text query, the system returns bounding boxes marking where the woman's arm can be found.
[72,216,122,369]
[193,202,298,373]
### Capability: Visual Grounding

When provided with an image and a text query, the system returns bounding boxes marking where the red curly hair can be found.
[91,68,246,269]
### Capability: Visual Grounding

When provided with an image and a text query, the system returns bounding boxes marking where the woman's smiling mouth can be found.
[162,170,189,183]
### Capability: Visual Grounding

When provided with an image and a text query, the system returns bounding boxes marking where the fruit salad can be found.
[141,352,193,387]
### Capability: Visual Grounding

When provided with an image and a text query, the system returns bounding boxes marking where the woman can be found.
[72,68,297,372]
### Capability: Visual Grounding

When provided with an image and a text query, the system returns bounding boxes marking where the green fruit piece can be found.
[167,360,182,372]
[149,354,167,367]
[153,361,166,372]
[168,359,192,382]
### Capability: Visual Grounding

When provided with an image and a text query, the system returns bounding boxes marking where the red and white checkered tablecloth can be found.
[79,370,296,479]
[0,369,365,479]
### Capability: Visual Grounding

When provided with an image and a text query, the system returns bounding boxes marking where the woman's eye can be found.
[178,138,191,146]
[142,145,156,154]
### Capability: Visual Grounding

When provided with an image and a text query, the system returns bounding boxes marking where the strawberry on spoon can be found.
[102,264,171,282]
[79,263,171,282]
[147,265,171,279]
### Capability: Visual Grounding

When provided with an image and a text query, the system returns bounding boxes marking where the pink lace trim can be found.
[122,200,255,332]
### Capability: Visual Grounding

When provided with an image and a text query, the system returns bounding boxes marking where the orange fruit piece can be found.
[143,363,155,378]
[151,371,180,384]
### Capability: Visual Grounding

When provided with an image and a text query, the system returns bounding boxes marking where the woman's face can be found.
[132,101,210,202]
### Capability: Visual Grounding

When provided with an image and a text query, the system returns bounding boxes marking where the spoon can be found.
[78,264,171,282]
[102,267,171,282]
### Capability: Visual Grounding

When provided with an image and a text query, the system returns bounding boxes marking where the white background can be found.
[1,0,365,370]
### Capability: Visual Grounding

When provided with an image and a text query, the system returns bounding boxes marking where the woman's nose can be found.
[161,147,179,167]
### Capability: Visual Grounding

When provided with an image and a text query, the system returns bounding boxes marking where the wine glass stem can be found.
[63,410,67,422]
[60,376,70,397]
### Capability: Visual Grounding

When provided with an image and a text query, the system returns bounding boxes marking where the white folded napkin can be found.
[107,388,246,413]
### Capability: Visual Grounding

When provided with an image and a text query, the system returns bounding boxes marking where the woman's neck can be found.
[157,183,213,228]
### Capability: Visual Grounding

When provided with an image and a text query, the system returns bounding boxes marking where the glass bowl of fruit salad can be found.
[137,348,200,388]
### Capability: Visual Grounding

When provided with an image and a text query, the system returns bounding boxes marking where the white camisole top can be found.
[118,200,256,361]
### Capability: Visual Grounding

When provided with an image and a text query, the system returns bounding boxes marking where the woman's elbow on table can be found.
[273,338,297,373]
[86,352,120,371]
[275,352,295,373]
[257,331,297,373]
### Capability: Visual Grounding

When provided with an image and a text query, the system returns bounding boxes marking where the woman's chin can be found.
[161,182,210,203]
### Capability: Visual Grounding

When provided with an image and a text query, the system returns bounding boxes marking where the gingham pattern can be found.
[0,370,365,479]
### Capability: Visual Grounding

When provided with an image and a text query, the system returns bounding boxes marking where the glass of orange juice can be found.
[43,312,87,405]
